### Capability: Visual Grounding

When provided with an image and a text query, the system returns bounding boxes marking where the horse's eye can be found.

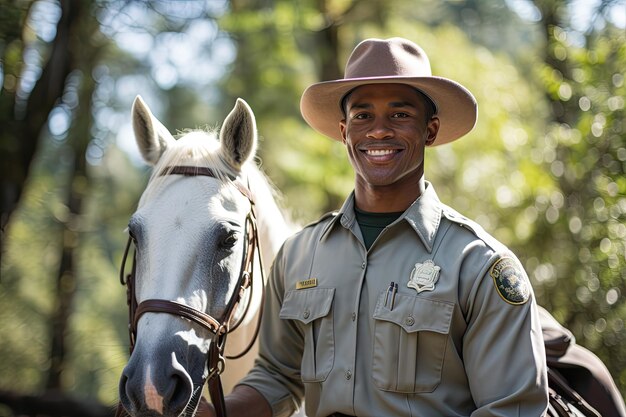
[221,232,239,248]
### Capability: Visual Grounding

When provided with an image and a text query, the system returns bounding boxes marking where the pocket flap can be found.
[280,287,335,324]
[373,293,453,334]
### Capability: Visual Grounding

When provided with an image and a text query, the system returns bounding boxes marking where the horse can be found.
[117,96,292,416]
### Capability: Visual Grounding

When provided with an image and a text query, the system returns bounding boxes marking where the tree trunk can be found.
[46,0,101,391]
[0,0,77,255]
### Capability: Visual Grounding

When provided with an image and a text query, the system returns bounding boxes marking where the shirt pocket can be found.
[279,287,335,382]
[372,292,453,393]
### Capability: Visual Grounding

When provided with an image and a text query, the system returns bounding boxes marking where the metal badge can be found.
[408,260,441,293]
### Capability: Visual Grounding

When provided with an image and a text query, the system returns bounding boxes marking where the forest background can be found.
[0,0,624,415]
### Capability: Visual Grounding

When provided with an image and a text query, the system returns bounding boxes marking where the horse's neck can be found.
[256,199,291,271]
[249,177,292,271]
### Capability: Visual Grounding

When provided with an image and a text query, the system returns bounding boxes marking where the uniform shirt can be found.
[240,183,549,417]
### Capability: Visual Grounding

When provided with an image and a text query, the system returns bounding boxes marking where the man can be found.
[201,37,548,416]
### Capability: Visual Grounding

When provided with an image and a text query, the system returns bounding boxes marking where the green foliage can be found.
[531,22,626,389]
[219,1,354,221]
[0,140,143,402]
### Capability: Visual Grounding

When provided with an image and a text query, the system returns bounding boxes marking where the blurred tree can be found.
[530,0,626,390]
[0,0,73,255]
[44,0,105,391]
[0,0,115,408]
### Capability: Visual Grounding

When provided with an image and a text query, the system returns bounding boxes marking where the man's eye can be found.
[353,113,369,120]
[392,112,409,118]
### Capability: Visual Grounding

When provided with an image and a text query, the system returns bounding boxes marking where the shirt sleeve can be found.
[237,243,305,417]
[463,254,549,416]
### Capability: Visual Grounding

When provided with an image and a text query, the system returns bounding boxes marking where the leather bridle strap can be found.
[208,340,228,417]
[134,299,224,336]
[159,165,254,202]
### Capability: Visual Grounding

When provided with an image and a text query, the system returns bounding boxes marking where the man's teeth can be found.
[366,149,396,156]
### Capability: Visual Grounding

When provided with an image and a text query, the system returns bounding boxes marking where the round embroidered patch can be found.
[490,257,530,305]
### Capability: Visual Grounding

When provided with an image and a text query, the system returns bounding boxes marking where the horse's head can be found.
[119,96,265,416]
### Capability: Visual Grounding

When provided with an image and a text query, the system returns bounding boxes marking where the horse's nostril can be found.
[166,370,193,414]
[118,372,135,413]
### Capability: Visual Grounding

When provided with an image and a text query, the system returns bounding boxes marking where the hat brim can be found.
[300,76,477,146]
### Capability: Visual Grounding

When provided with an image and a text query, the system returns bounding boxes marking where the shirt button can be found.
[361,262,366,269]
[405,316,415,326]
[345,370,352,380]
[351,312,356,321]
[303,310,310,319]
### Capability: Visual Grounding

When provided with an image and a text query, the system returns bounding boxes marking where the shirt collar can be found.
[319,192,356,240]
[320,182,443,253]
[402,182,442,253]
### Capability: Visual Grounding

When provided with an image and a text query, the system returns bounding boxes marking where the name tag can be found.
[296,278,318,290]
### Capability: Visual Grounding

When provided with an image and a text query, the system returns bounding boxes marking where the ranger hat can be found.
[300,37,477,145]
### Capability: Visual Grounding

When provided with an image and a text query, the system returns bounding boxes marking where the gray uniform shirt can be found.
[240,183,548,417]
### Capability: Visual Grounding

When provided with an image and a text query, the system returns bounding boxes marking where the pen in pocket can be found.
[385,281,395,307]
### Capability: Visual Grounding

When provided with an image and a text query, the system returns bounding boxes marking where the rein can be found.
[116,165,265,417]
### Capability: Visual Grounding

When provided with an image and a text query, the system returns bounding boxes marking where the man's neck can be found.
[354,176,426,213]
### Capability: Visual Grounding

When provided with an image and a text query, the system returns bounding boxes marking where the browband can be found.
[159,165,254,203]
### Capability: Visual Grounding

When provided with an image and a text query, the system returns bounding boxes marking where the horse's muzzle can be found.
[119,342,206,417]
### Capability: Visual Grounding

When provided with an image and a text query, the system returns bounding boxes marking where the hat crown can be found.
[345,37,432,79]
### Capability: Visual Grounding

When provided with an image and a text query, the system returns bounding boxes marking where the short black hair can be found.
[340,86,437,122]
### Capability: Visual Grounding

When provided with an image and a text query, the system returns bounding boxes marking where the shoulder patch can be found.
[490,257,530,305]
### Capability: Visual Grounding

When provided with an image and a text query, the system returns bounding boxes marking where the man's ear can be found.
[425,117,440,146]
[339,119,347,144]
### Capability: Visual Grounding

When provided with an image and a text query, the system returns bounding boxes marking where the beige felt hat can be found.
[300,37,477,145]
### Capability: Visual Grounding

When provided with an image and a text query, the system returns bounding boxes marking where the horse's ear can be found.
[219,98,257,170]
[132,95,176,165]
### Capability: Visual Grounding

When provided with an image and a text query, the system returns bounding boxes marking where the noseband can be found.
[116,165,264,417]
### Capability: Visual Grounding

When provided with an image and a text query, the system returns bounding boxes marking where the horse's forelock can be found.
[139,129,280,205]
[138,131,235,207]
[153,130,230,178]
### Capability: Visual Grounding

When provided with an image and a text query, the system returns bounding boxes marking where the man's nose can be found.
[366,118,394,140]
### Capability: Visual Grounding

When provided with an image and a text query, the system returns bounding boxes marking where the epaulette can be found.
[440,206,504,253]
[301,210,339,230]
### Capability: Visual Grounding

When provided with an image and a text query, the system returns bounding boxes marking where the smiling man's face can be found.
[340,83,439,193]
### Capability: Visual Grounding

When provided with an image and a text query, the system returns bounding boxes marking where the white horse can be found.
[118,96,292,416]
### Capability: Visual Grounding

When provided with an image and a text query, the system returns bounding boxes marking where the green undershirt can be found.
[354,207,403,250]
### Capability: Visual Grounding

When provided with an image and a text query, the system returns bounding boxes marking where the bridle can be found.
[116,165,265,417]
